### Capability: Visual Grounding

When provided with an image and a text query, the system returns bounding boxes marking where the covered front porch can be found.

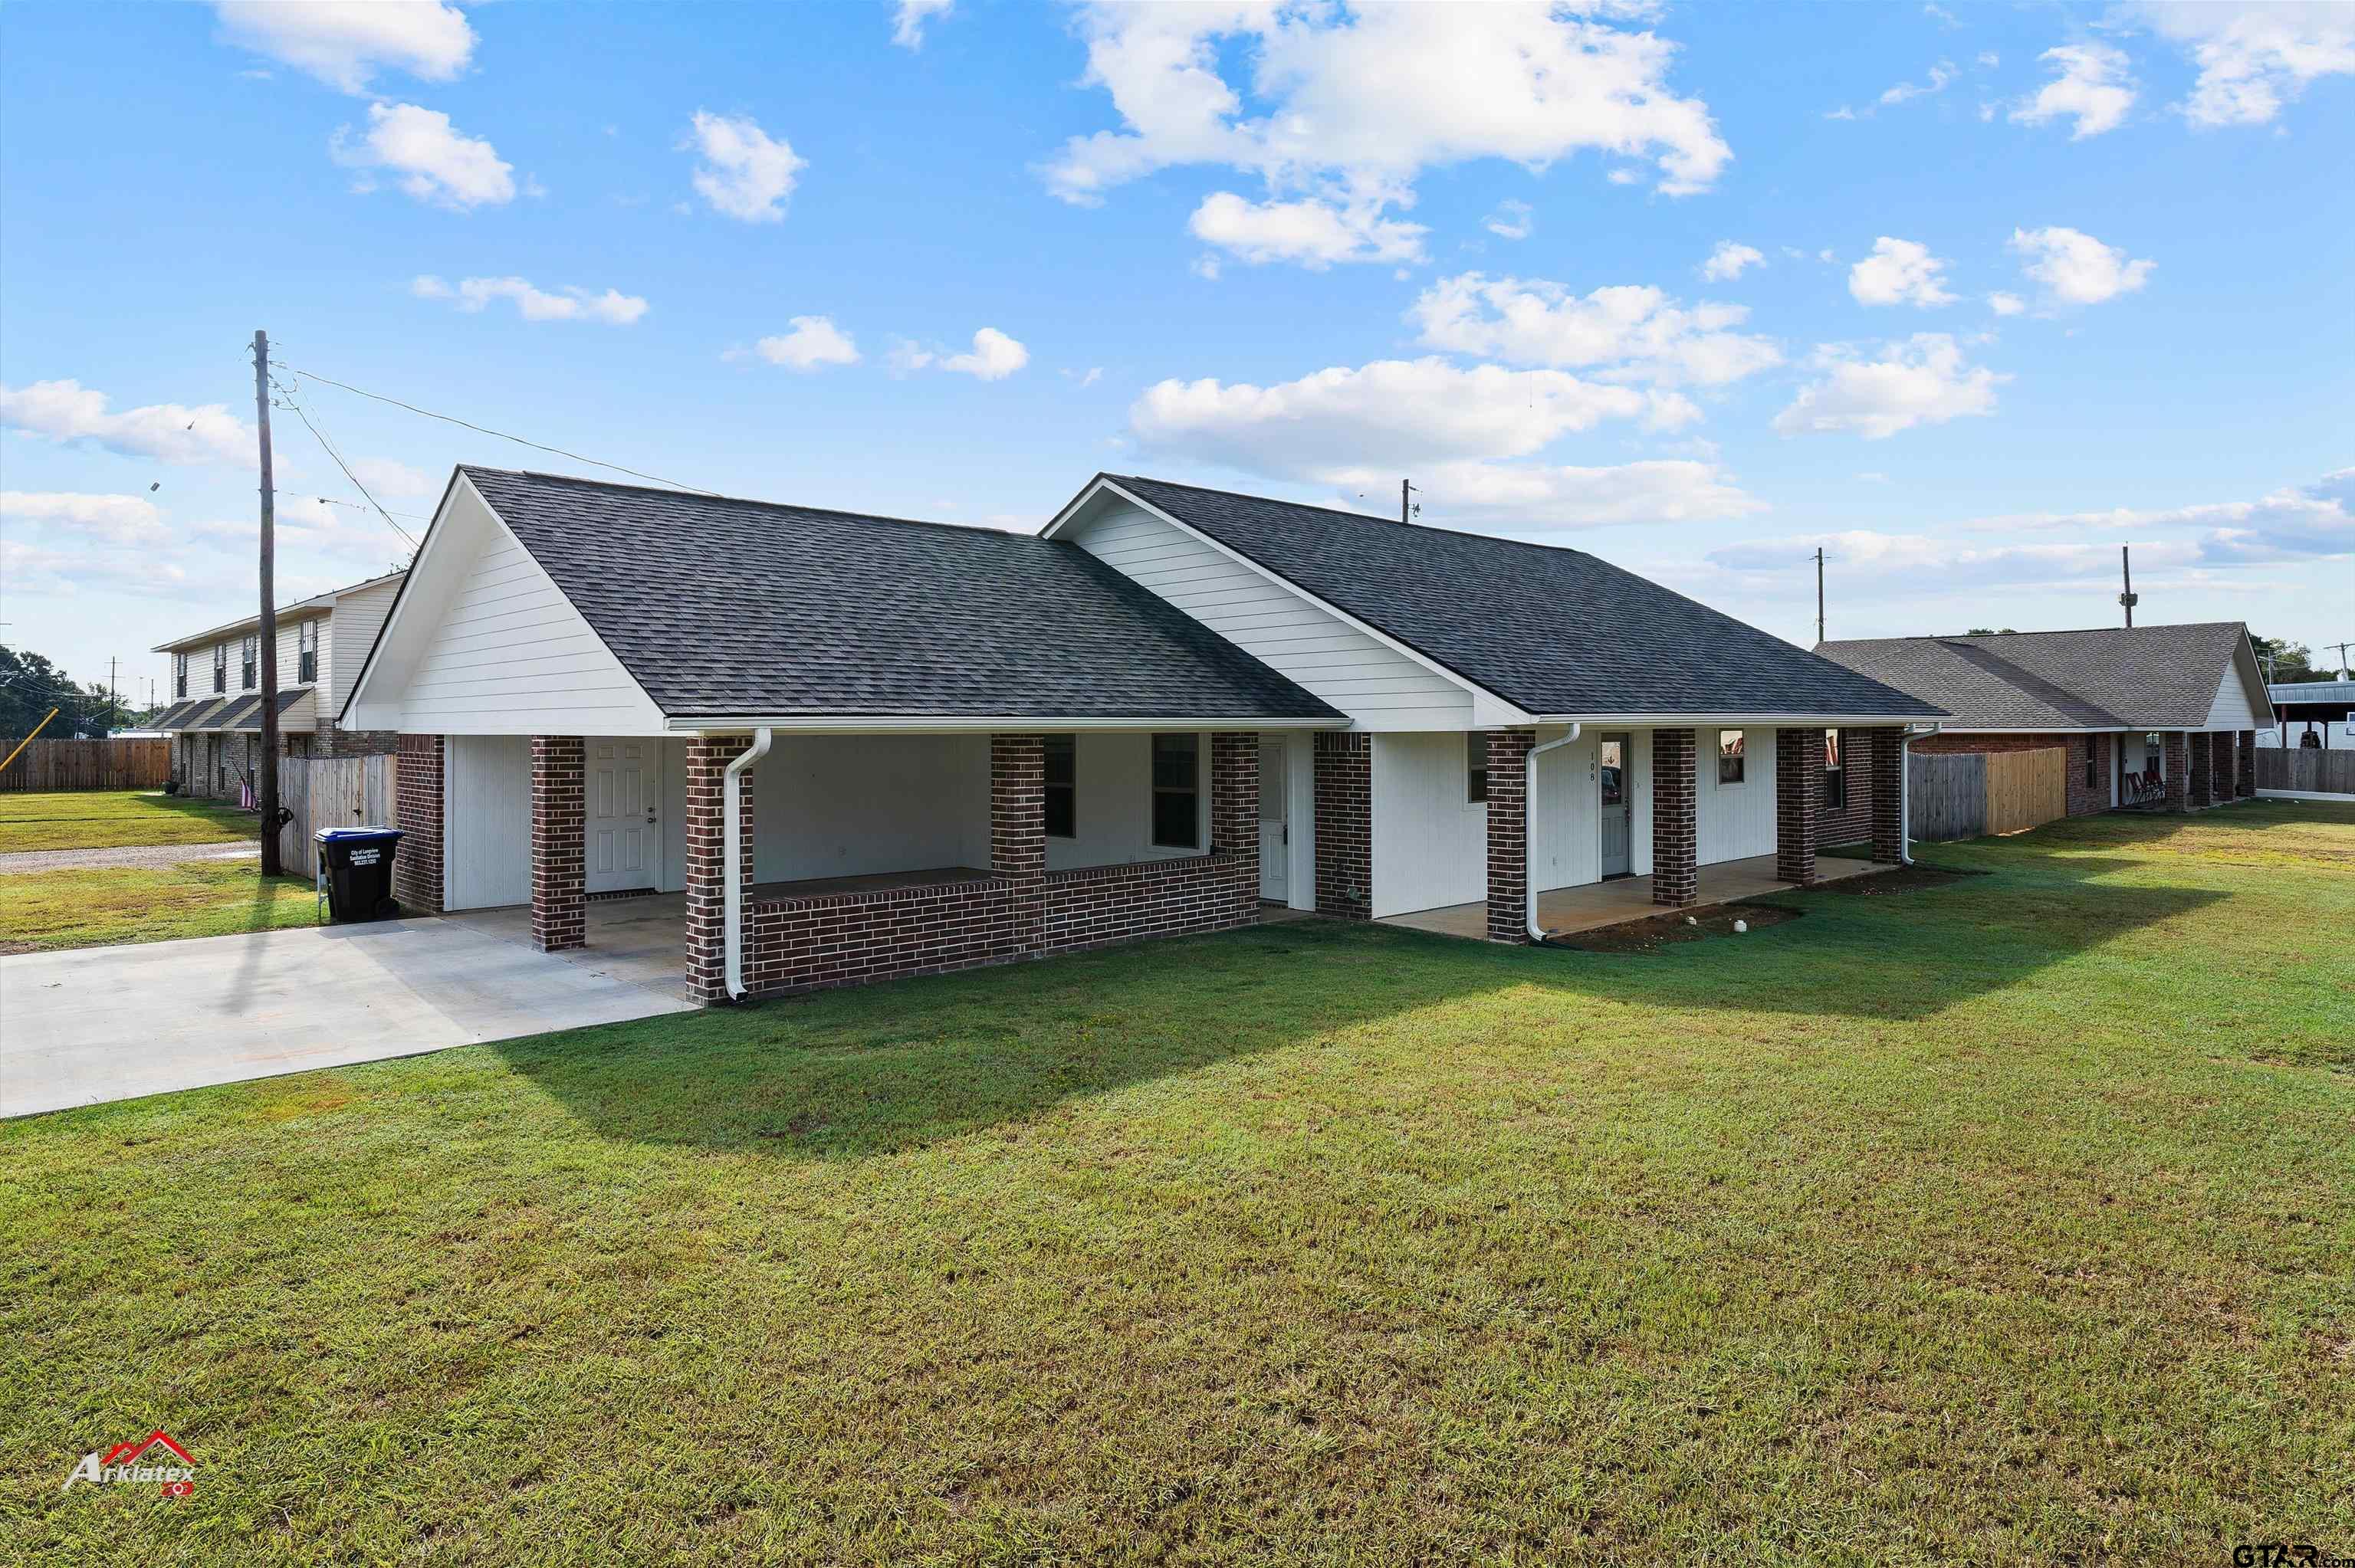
[1383,849,1896,940]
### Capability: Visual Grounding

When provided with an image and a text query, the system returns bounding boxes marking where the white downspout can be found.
[1898,722,1938,866]
[1525,724,1581,942]
[724,727,772,1002]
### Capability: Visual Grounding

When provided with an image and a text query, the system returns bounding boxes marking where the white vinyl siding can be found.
[1371,733,1485,917]
[1529,727,1601,894]
[752,735,990,884]
[1696,726,1778,866]
[442,735,531,910]
[394,494,663,735]
[326,578,399,713]
[1068,504,1474,730]
[2203,660,2262,732]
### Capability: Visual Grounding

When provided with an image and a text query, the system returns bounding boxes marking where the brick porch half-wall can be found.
[1774,727,1819,886]
[1484,729,1536,941]
[530,736,585,953]
[392,733,443,915]
[1651,727,1697,907]
[724,730,1263,1001]
[1314,730,1371,920]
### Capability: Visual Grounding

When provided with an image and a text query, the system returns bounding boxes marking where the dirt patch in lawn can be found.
[1548,901,1803,954]
[1818,863,1980,895]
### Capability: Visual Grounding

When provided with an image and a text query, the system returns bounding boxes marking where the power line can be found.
[269,372,418,550]
[277,362,724,497]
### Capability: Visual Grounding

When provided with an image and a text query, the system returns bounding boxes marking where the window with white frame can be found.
[1466,733,1488,804]
[173,652,189,700]
[297,620,319,684]
[212,645,227,692]
[1822,729,1846,809]
[241,635,258,689]
[1149,733,1200,848]
[1717,729,1746,786]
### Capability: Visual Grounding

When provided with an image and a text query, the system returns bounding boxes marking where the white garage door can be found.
[443,736,531,910]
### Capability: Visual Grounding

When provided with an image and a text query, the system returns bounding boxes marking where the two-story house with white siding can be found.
[150,569,406,799]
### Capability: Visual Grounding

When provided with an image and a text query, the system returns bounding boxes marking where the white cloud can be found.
[1333,458,1765,526]
[2008,226,2154,305]
[1710,529,2181,593]
[1700,241,1762,281]
[754,316,862,371]
[0,490,166,546]
[2011,43,2137,138]
[0,537,196,598]
[1986,290,2026,316]
[332,102,514,209]
[1,379,250,464]
[892,0,954,50]
[894,328,1030,381]
[1772,333,2005,438]
[411,274,649,324]
[1065,366,1105,387]
[1187,190,1426,267]
[1966,470,2354,562]
[212,0,474,93]
[2134,1,2355,126]
[1408,273,1781,389]
[1848,237,1957,307]
[1483,199,1534,241]
[683,110,805,223]
[1880,61,1957,105]
[1043,3,1728,265]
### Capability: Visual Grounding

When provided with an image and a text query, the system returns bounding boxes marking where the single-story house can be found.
[343,467,1943,1002]
[150,570,406,798]
[1814,622,2274,830]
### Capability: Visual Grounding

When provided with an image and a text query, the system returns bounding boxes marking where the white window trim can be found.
[1465,732,1489,810]
[1716,727,1748,787]
[1148,733,1202,851]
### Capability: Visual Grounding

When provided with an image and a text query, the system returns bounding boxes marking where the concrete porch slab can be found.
[444,892,692,1000]
[1379,851,1897,941]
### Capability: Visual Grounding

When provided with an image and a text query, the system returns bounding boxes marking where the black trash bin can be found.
[316,827,404,922]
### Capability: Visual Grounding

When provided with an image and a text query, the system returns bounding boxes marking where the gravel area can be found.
[0,841,264,876]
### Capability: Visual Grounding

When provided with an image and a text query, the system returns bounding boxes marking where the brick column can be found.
[530,736,586,952]
[2236,730,2256,798]
[1774,727,1820,886]
[2187,730,2213,810]
[683,734,753,1005]
[1314,731,1371,919]
[1867,727,1907,864]
[990,734,1046,961]
[1651,727,1697,907]
[1210,730,1260,859]
[2163,733,2189,812]
[1485,729,1536,941]
[392,733,443,914]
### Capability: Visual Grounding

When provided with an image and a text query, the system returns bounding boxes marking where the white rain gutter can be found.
[1525,724,1581,942]
[724,727,773,1002]
[1898,722,1941,866]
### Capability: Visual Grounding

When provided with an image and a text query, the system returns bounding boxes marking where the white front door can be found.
[1259,735,1287,901]
[587,739,660,894]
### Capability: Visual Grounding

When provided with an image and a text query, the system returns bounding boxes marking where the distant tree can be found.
[2249,635,2317,683]
[0,645,117,736]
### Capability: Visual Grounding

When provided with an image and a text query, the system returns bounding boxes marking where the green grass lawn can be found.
[5,805,2350,1563]
[0,861,320,952]
[0,789,257,853]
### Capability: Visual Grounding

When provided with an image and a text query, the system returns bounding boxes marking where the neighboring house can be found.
[2262,678,2355,750]
[149,570,406,799]
[343,467,1941,1004]
[1815,622,2274,829]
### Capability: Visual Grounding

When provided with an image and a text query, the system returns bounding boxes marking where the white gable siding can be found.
[2203,660,2261,732]
[1069,504,1474,730]
[388,487,664,736]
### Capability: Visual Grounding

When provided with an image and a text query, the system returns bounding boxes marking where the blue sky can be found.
[3,0,2349,707]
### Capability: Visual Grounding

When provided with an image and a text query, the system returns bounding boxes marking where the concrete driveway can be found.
[1,915,696,1119]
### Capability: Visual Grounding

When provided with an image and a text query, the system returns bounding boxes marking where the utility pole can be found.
[108,656,117,735]
[1815,547,1826,645]
[2117,544,2137,628]
[1401,479,1419,524]
[2330,641,2353,679]
[253,329,282,877]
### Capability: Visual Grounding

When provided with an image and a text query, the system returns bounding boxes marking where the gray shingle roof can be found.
[462,467,1342,722]
[1815,622,2253,730]
[1104,475,1943,720]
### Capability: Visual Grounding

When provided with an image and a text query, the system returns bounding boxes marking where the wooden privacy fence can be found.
[1906,751,1986,842]
[273,753,399,880]
[2257,746,2355,797]
[0,737,170,791]
[1985,746,2068,835]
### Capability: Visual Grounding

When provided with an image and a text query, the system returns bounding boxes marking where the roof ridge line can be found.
[463,464,1033,541]
[1112,473,1604,560]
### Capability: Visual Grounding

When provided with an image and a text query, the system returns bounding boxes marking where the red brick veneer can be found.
[392,733,443,915]
[1314,730,1371,920]
[1650,727,1697,907]
[1866,727,1907,863]
[1484,729,1535,941]
[530,736,585,952]
[683,734,753,1003]
[1775,727,1820,887]
[2236,730,2256,798]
